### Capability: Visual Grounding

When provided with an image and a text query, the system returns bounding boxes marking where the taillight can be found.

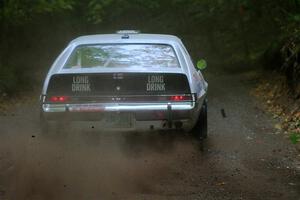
[170,95,192,101]
[49,96,70,103]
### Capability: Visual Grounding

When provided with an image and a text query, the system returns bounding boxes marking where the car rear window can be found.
[63,44,180,69]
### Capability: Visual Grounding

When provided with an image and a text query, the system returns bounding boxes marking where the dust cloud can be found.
[0,113,198,200]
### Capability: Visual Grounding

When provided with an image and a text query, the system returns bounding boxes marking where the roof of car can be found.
[69,33,182,46]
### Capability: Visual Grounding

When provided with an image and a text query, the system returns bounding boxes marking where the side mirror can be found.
[196,59,207,70]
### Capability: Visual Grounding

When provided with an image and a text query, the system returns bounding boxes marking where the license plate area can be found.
[103,112,134,128]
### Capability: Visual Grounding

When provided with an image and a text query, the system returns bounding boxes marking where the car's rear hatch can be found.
[45,73,193,103]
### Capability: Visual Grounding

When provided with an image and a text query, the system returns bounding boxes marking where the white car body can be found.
[40,32,208,132]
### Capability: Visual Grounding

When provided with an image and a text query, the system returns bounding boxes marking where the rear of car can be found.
[40,33,207,132]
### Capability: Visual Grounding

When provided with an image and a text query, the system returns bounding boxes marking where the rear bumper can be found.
[42,102,195,119]
[42,102,195,112]
[41,102,199,131]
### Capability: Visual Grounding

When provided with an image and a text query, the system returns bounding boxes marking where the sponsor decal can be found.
[72,76,91,92]
[146,75,165,91]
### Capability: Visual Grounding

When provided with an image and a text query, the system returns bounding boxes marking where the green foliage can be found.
[0,0,74,24]
[86,0,113,24]
[0,0,300,95]
[290,132,300,144]
[84,0,161,24]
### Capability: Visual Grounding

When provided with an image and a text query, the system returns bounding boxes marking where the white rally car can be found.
[40,31,208,138]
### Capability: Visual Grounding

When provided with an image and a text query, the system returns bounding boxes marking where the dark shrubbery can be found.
[0,66,18,95]
[0,0,299,96]
[263,34,300,98]
[281,36,300,97]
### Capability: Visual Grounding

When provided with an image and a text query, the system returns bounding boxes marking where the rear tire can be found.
[191,100,207,140]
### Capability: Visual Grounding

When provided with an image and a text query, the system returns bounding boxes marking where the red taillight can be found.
[49,96,69,103]
[170,95,192,101]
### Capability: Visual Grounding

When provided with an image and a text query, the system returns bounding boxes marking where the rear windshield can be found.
[63,44,180,69]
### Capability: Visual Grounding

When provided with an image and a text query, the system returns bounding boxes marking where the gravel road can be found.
[0,67,299,200]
